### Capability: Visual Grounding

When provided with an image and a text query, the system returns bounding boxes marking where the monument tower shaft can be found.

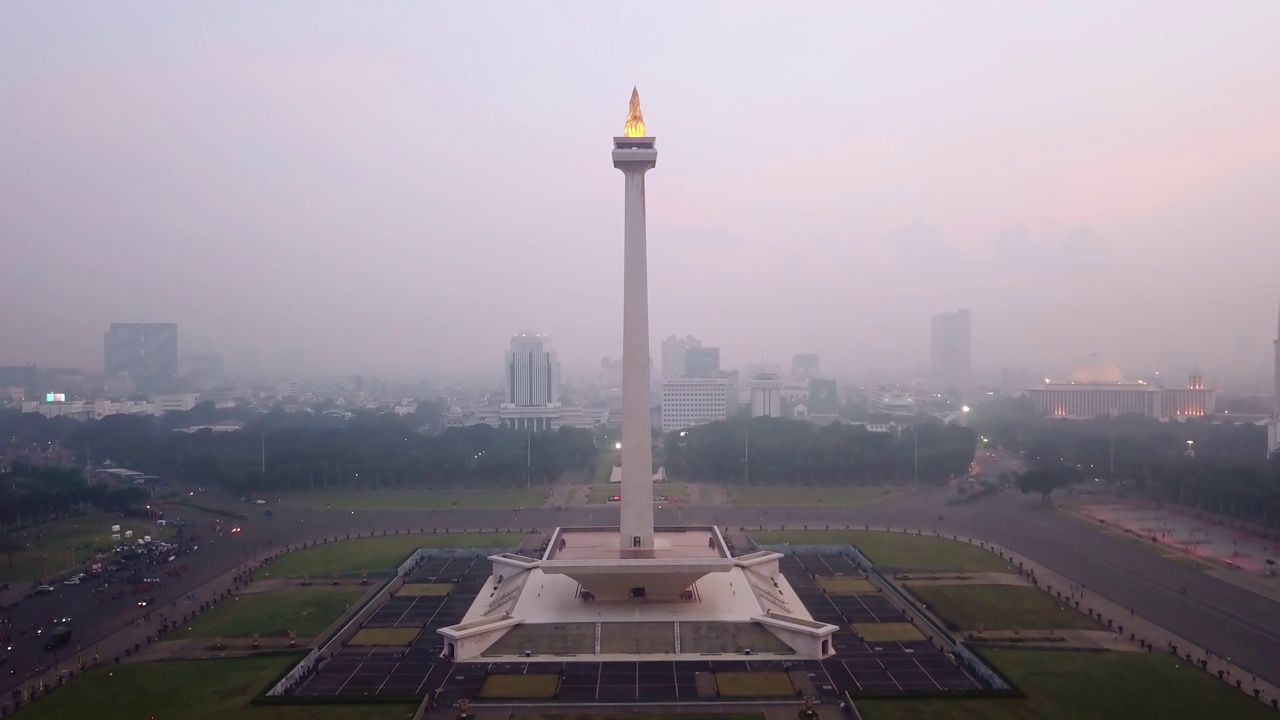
[614,88,657,552]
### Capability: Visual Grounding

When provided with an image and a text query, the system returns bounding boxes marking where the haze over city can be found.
[3,2,1279,386]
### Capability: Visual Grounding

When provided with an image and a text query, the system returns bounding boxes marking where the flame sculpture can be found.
[623,87,646,137]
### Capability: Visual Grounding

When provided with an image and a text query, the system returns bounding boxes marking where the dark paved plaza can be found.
[294,551,980,704]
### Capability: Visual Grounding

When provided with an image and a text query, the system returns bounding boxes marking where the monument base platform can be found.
[438,526,838,661]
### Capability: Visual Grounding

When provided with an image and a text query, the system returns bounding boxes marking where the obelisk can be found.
[613,88,657,553]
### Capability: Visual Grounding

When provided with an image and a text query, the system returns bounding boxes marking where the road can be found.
[4,483,1280,696]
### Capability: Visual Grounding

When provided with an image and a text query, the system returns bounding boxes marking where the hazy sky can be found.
[3,2,1279,385]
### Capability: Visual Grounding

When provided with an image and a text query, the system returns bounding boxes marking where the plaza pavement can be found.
[7,484,1280,711]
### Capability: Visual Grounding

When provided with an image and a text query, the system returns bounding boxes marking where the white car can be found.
[63,576,82,586]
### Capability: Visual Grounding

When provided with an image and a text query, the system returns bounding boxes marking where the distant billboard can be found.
[45,392,66,403]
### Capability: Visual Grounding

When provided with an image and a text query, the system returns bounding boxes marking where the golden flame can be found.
[623,87,646,137]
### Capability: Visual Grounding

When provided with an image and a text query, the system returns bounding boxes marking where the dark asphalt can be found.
[4,483,1279,694]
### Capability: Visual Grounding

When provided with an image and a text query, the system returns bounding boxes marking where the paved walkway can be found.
[1080,504,1280,572]
[917,528,1280,710]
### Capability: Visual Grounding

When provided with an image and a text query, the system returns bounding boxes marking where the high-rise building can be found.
[749,372,784,418]
[791,353,820,381]
[930,309,971,391]
[104,323,179,392]
[504,333,561,407]
[685,347,720,378]
[661,335,701,379]
[808,378,839,416]
[660,377,730,432]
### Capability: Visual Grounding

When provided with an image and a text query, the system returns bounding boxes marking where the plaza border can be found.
[754,525,1280,711]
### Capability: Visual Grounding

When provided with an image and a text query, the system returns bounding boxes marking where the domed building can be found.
[1026,355,1214,420]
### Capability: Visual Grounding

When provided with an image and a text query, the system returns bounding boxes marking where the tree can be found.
[0,535,24,568]
[1017,468,1075,502]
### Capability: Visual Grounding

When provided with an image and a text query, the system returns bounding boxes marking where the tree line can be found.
[0,464,148,530]
[975,398,1280,529]
[662,416,978,485]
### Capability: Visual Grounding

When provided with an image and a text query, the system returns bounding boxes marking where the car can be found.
[230,527,241,534]
[137,597,155,607]
[253,499,266,505]
[35,585,55,594]
[63,576,82,586]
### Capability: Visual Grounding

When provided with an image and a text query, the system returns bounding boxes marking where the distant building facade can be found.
[104,322,179,392]
[866,386,916,416]
[749,373,784,418]
[1025,358,1215,420]
[930,309,971,392]
[505,333,561,407]
[660,377,730,432]
[791,353,821,381]
[661,335,701,379]
[684,347,721,378]
[807,378,839,417]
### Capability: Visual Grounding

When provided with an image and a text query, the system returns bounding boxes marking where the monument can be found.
[439,91,837,661]
[616,87,658,554]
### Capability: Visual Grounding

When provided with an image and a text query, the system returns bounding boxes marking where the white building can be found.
[152,393,199,414]
[866,387,916,416]
[749,373,784,418]
[661,377,730,432]
[505,333,561,407]
[23,398,154,420]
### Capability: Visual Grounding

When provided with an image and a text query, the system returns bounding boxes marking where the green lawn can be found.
[276,488,546,511]
[593,446,621,484]
[859,648,1275,720]
[752,530,1014,572]
[1,514,164,583]
[14,654,417,720]
[261,533,520,578]
[586,484,689,504]
[906,584,1099,631]
[729,485,900,506]
[168,587,365,639]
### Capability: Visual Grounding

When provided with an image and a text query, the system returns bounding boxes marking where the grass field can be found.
[815,576,876,594]
[586,484,690,504]
[851,622,926,642]
[1,514,163,583]
[478,673,561,699]
[729,486,900,506]
[168,587,365,639]
[276,488,546,511]
[593,446,621,484]
[396,582,453,597]
[715,671,796,698]
[349,627,421,646]
[906,584,1099,631]
[752,530,1015,573]
[13,654,417,720]
[261,533,519,579]
[859,648,1275,720]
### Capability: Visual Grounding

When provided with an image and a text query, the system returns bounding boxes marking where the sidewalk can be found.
[920,528,1280,710]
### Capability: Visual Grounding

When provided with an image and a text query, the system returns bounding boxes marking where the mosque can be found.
[1025,354,1215,420]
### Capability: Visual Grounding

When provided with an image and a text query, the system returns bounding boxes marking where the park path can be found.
[898,527,1280,711]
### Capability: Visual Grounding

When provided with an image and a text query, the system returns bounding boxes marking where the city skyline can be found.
[2,4,1279,386]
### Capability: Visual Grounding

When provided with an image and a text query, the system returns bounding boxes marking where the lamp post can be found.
[913,425,919,485]
[745,421,750,487]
